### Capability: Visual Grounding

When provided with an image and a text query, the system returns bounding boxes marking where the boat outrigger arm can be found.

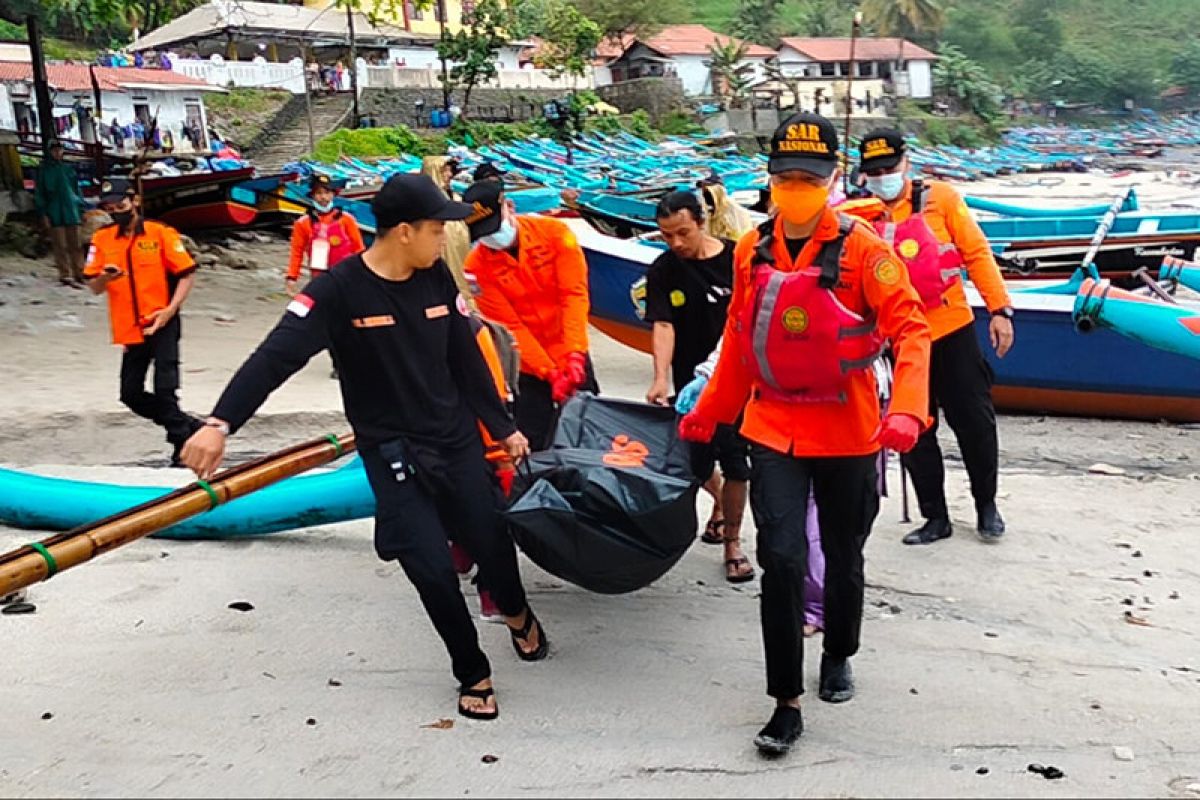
[0,433,357,597]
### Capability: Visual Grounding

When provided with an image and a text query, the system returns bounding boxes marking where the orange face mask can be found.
[771,183,829,225]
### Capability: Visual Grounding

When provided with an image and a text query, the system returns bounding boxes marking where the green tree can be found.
[728,0,781,46]
[1009,0,1063,65]
[572,0,685,44]
[525,0,602,84]
[777,0,855,37]
[933,43,1002,120]
[861,0,944,64]
[1171,39,1200,92]
[706,39,754,106]
[436,0,511,115]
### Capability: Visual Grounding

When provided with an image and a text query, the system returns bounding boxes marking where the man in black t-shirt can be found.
[644,190,753,584]
[180,174,548,722]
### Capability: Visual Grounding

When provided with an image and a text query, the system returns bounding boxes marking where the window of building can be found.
[857,61,872,77]
[837,61,850,76]
[406,1,423,21]
[820,62,836,77]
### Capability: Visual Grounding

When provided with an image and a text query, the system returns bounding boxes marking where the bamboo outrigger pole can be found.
[0,433,356,597]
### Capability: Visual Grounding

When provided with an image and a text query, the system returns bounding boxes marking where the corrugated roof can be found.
[128,0,434,52]
[639,25,775,59]
[0,61,213,92]
[778,37,937,62]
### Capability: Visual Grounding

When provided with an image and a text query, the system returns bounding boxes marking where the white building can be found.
[775,37,936,99]
[0,61,223,152]
[606,25,776,97]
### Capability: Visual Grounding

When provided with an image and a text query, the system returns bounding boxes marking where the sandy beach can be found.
[2,167,1199,798]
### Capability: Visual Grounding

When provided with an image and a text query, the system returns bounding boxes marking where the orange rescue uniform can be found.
[286,209,365,281]
[464,215,590,380]
[83,220,196,346]
[883,180,1012,340]
[696,208,933,457]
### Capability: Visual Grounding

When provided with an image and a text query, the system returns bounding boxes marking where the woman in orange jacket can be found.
[857,128,1014,545]
[461,180,598,449]
[679,112,933,757]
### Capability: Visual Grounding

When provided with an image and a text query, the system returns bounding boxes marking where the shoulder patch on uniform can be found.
[874,256,903,286]
[561,229,577,249]
[287,293,314,318]
[670,289,686,307]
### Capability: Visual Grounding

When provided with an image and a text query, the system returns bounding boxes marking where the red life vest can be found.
[308,209,357,272]
[873,181,963,308]
[737,215,883,404]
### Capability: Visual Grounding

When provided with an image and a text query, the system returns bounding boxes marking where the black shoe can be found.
[902,517,952,545]
[818,654,855,703]
[753,706,803,756]
[977,504,1005,542]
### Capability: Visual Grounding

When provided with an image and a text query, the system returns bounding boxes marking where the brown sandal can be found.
[701,518,725,545]
[723,533,755,583]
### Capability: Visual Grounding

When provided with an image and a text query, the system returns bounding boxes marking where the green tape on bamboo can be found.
[325,434,344,458]
[27,541,58,578]
[196,479,220,510]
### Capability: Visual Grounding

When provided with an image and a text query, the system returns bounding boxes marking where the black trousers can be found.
[901,323,999,521]
[361,438,528,689]
[688,421,752,483]
[119,316,196,445]
[514,354,600,451]
[749,446,879,700]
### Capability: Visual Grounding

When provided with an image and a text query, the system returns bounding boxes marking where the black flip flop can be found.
[508,608,549,662]
[701,518,725,545]
[458,684,498,720]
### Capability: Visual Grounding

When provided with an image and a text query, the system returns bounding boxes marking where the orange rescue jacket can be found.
[695,208,933,457]
[881,180,1012,341]
[84,220,196,346]
[287,209,365,280]
[464,215,590,380]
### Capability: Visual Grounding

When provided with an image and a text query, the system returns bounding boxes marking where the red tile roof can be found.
[0,61,209,92]
[641,25,775,59]
[778,37,937,62]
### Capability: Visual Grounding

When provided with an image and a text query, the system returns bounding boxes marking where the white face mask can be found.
[866,172,906,201]
[481,219,516,250]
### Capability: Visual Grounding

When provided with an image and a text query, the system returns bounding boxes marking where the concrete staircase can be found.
[247,93,354,172]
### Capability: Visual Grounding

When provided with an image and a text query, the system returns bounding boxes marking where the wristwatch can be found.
[991,306,1015,320]
[204,417,231,436]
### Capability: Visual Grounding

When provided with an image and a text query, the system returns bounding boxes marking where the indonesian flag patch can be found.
[287,293,315,318]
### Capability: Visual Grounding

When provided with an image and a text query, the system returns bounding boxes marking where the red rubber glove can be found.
[678,411,717,444]
[875,413,923,453]
[550,369,576,404]
[564,352,588,389]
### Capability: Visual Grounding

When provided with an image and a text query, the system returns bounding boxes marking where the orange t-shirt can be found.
[696,208,932,457]
[84,220,196,346]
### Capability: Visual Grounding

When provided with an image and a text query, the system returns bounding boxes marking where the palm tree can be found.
[706,39,754,107]
[861,0,945,92]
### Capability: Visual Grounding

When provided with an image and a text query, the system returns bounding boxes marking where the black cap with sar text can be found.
[768,112,839,177]
[461,180,505,242]
[371,173,474,230]
[858,128,906,171]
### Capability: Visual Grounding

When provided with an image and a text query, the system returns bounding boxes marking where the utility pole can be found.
[26,15,55,151]
[842,10,863,197]
[303,46,316,152]
[438,0,450,112]
[346,1,360,128]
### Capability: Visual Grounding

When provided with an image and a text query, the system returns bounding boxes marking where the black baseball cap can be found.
[99,179,135,206]
[858,128,906,171]
[461,180,505,241]
[371,173,473,229]
[768,112,839,177]
[472,161,506,182]
[308,174,339,195]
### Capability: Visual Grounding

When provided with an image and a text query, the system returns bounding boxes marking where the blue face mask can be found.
[480,219,517,250]
[313,201,334,214]
[866,172,906,201]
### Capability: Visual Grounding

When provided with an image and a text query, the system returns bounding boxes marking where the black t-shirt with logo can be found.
[643,240,735,394]
[211,256,515,450]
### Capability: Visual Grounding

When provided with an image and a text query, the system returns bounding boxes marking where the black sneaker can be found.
[753,706,803,756]
[902,517,952,545]
[977,504,1005,542]
[818,654,855,703]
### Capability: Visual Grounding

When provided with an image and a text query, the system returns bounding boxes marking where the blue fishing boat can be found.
[570,220,1200,422]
